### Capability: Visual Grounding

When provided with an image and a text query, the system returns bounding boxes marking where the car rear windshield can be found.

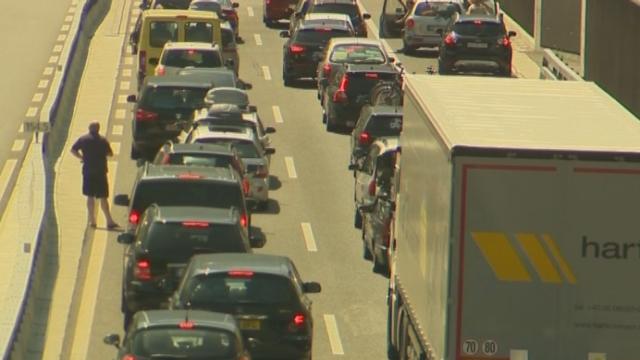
[294,28,352,44]
[184,273,297,306]
[365,115,403,136]
[330,44,385,64]
[144,222,248,254]
[195,139,260,158]
[162,49,223,68]
[131,327,237,358]
[140,87,209,110]
[311,4,361,24]
[149,21,179,48]
[184,22,215,43]
[132,180,243,212]
[152,0,192,9]
[346,71,398,97]
[454,21,504,36]
[166,153,234,168]
[413,1,457,16]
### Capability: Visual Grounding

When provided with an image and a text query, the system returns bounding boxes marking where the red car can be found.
[263,0,297,27]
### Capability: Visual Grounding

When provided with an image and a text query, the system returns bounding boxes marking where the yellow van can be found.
[133,9,222,83]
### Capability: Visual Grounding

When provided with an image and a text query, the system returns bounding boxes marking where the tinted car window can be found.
[454,21,504,36]
[150,21,179,47]
[184,22,215,42]
[144,222,248,254]
[131,327,237,357]
[330,45,385,64]
[195,139,260,158]
[365,115,403,136]
[163,49,222,67]
[293,28,352,44]
[185,273,297,305]
[132,181,243,211]
[140,87,208,110]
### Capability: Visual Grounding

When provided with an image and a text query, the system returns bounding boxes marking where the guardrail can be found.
[540,48,583,81]
[2,0,103,357]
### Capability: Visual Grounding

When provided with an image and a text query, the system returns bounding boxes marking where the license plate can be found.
[467,42,488,48]
[238,319,261,330]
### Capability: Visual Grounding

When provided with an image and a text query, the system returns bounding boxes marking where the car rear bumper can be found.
[264,6,292,20]
[440,52,512,72]
[284,61,318,79]
[247,335,312,359]
[327,103,361,128]
[403,33,441,48]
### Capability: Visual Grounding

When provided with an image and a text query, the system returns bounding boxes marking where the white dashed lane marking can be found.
[32,93,44,103]
[25,107,38,117]
[115,109,126,120]
[254,34,262,46]
[247,6,254,17]
[118,95,128,104]
[43,67,54,76]
[301,223,318,252]
[64,15,73,22]
[284,156,297,178]
[112,125,124,136]
[49,55,59,64]
[11,140,25,152]
[120,81,131,91]
[323,314,345,355]
[272,105,283,123]
[61,24,71,32]
[111,142,121,156]
[262,66,271,80]
[124,57,133,66]
[122,69,132,77]
[53,44,63,53]
[38,80,49,89]
[57,34,67,42]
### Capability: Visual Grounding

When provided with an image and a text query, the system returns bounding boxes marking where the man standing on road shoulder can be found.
[71,121,120,229]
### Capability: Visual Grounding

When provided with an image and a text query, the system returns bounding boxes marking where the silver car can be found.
[154,42,228,76]
[402,0,462,53]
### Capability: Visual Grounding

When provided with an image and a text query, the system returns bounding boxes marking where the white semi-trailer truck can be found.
[388,75,640,360]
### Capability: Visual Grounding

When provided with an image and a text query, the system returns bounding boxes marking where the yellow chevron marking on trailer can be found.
[472,232,531,282]
[516,233,562,283]
[543,234,577,284]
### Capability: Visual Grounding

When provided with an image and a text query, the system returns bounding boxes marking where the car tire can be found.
[363,239,373,261]
[256,200,269,211]
[130,144,141,160]
[402,40,414,55]
[373,252,389,276]
[501,65,512,77]
[283,66,293,86]
[354,209,363,229]
[123,309,133,331]
[325,114,337,132]
[438,62,451,75]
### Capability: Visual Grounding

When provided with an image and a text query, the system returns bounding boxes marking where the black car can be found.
[117,204,263,329]
[290,0,371,37]
[127,75,215,160]
[321,63,400,132]
[350,104,402,165]
[113,163,251,232]
[104,309,252,359]
[437,14,515,76]
[280,21,354,85]
[170,253,321,360]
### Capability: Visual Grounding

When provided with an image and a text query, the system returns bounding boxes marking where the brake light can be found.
[122,355,136,360]
[266,0,271,4]
[289,44,305,54]
[500,36,511,47]
[405,18,415,29]
[177,173,204,179]
[368,178,376,196]
[139,50,147,74]
[358,132,371,145]
[242,178,250,195]
[182,221,209,228]
[240,213,248,228]
[473,20,483,25]
[135,109,158,121]
[179,320,195,329]
[444,33,457,47]
[154,65,165,76]
[332,74,349,103]
[365,73,378,79]
[255,165,268,178]
[129,209,141,225]
[135,259,152,281]
[322,63,331,77]
[228,270,254,277]
[288,312,306,332]
[293,314,305,326]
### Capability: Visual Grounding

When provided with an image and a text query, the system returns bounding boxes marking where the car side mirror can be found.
[248,105,258,112]
[264,148,276,155]
[241,81,253,90]
[249,233,266,248]
[302,281,321,293]
[149,58,159,66]
[279,30,290,38]
[265,127,276,134]
[508,30,517,37]
[103,334,121,348]
[126,94,137,103]
[117,233,135,245]
[232,2,239,7]
[388,57,395,63]
[362,13,371,20]
[113,194,130,206]
[225,58,235,68]
[348,163,359,171]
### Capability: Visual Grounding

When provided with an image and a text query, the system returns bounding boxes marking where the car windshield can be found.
[184,22,215,43]
[195,139,260,158]
[140,87,209,110]
[414,1,456,16]
[365,115,403,136]
[330,44,385,64]
[184,273,297,306]
[162,49,222,68]
[131,327,238,359]
[311,4,360,24]
[294,28,352,44]
[454,21,504,36]
[164,153,234,168]
[132,180,243,212]
[144,222,248,254]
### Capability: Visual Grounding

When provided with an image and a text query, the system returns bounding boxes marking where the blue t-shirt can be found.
[71,132,112,175]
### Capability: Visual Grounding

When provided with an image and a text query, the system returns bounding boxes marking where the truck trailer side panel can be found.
[449,157,640,360]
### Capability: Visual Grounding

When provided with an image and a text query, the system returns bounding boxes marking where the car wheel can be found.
[130,144,141,160]
[438,62,451,75]
[363,238,373,261]
[256,200,269,211]
[402,40,414,55]
[283,65,293,86]
[325,114,337,132]
[123,309,133,331]
[373,251,389,276]
[354,208,363,229]
[501,65,512,77]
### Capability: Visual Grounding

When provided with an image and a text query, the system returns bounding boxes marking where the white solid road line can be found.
[284,156,297,178]
[323,314,345,355]
[262,65,272,80]
[254,33,263,46]
[0,160,18,205]
[247,6,254,17]
[70,162,117,359]
[301,222,318,252]
[272,105,283,123]
[112,125,124,136]
[11,140,25,152]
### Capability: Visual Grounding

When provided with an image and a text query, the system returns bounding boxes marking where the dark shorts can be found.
[82,172,109,198]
